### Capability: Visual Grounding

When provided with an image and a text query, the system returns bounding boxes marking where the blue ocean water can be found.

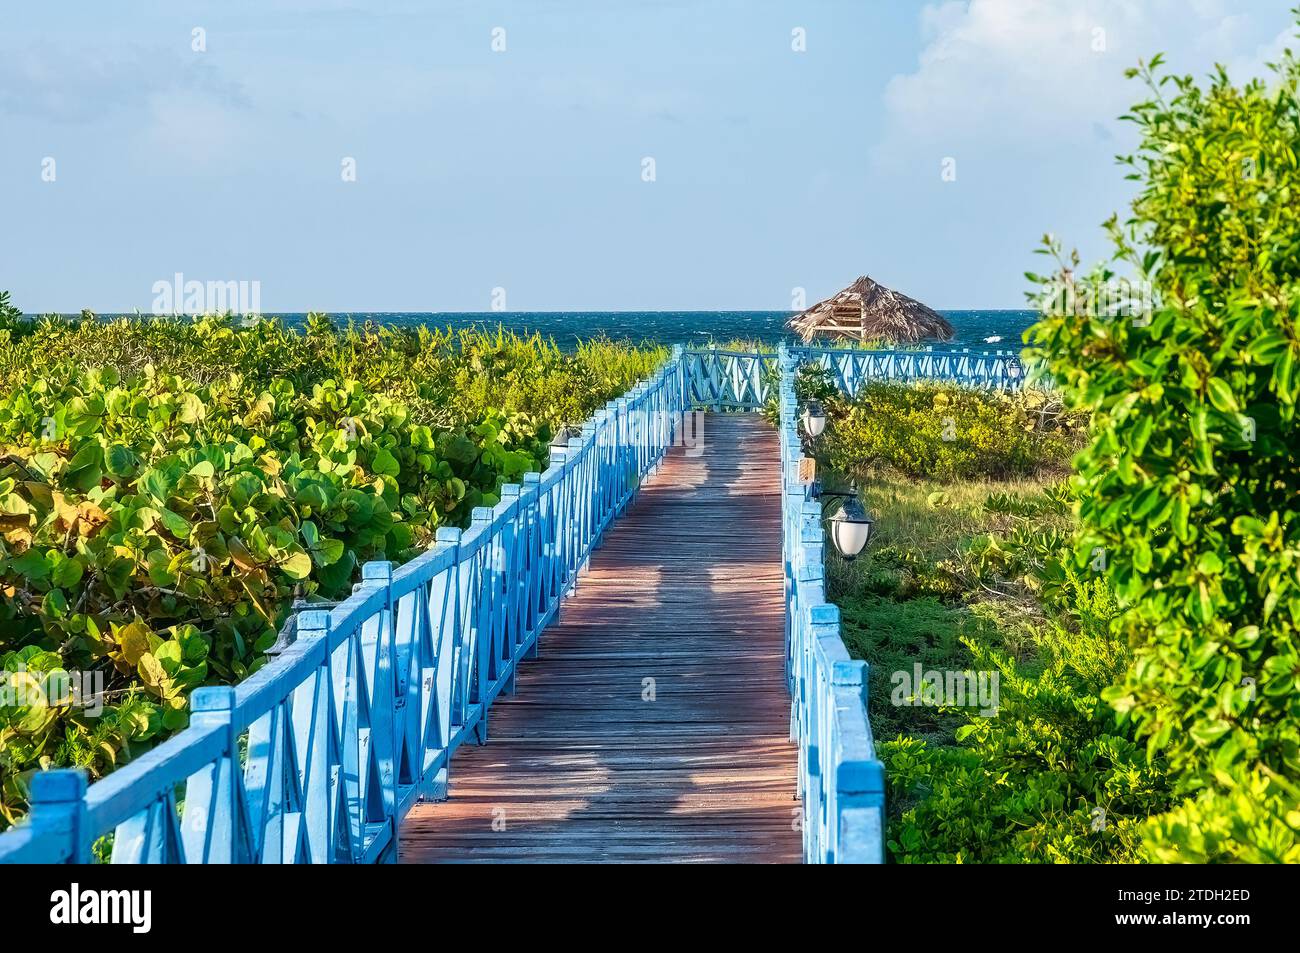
[51,310,1037,351]
[272,310,1037,350]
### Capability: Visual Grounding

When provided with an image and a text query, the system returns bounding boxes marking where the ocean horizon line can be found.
[15,308,1036,348]
[23,307,1037,317]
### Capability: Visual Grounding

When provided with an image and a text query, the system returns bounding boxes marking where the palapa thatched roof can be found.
[788,275,954,344]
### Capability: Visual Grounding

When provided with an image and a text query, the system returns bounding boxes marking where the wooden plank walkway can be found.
[399,413,800,863]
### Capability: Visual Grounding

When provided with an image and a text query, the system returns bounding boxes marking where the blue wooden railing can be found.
[799,345,1026,394]
[0,347,689,864]
[683,347,777,409]
[684,344,1027,409]
[775,345,885,863]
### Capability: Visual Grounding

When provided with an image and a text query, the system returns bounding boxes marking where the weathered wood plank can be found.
[399,414,800,864]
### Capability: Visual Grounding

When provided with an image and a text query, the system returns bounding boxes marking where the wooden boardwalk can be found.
[400,413,800,863]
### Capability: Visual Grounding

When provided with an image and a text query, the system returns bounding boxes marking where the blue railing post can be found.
[567,434,586,583]
[470,507,494,745]
[361,559,399,857]
[520,472,544,654]
[611,397,629,511]
[672,343,686,413]
[805,602,840,862]
[499,482,523,692]
[426,533,458,802]
[28,769,89,864]
[186,686,249,863]
[578,426,596,563]
[547,445,569,612]
[289,609,336,856]
[830,658,886,865]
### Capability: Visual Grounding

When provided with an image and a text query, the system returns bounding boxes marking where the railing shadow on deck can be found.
[0,348,690,865]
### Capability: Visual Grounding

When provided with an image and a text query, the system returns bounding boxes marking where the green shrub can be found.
[0,292,20,330]
[1027,30,1300,861]
[761,360,840,427]
[818,380,1082,482]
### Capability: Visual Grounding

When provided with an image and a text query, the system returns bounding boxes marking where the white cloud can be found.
[875,0,1297,159]
[0,41,248,123]
[0,38,261,172]
[1227,21,1299,78]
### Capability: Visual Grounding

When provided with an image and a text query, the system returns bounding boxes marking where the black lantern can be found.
[550,425,582,450]
[801,400,827,438]
[828,497,874,561]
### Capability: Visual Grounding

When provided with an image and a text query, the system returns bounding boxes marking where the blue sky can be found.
[1,1,1295,312]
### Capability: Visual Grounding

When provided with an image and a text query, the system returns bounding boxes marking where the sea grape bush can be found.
[1027,32,1300,861]
[0,310,664,824]
[882,579,1168,863]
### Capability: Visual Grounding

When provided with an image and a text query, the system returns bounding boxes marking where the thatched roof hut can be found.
[788,275,954,344]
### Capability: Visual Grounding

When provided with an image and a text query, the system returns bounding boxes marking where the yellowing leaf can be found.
[279,550,312,580]
[117,621,153,666]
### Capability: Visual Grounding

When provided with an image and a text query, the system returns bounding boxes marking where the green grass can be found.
[827,471,1069,745]
[827,473,1070,600]
[838,595,970,746]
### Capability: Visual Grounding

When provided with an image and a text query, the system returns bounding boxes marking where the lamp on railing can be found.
[803,402,827,438]
[549,424,583,450]
[801,399,827,439]
[827,496,874,561]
